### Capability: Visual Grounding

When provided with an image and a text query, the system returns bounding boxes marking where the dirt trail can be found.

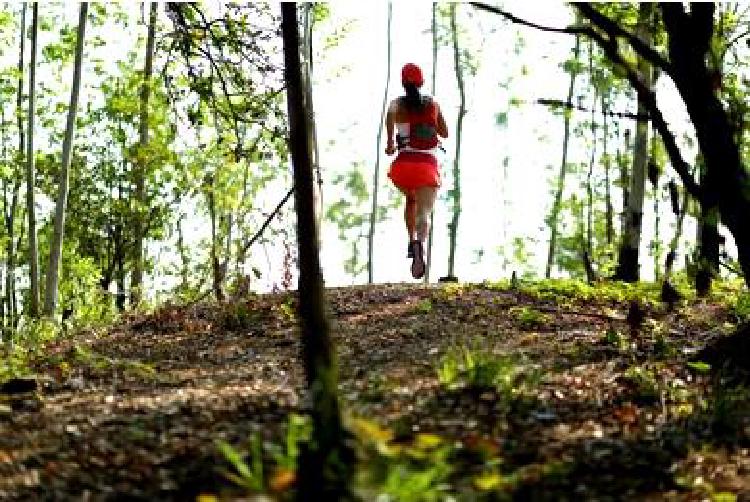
[1,283,748,500]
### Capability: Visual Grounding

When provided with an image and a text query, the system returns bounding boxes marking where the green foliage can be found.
[621,365,659,403]
[602,327,626,350]
[267,413,312,470]
[216,434,265,492]
[437,344,539,398]
[731,291,750,323]
[414,299,433,314]
[352,418,454,502]
[220,302,259,331]
[509,306,548,329]
[709,379,750,436]
[215,413,312,494]
[489,278,665,306]
[59,249,116,325]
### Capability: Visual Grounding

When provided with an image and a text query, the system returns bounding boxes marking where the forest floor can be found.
[1,280,750,501]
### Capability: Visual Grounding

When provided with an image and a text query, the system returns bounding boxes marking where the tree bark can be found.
[425,2,438,283]
[585,41,597,269]
[280,4,352,499]
[302,4,323,236]
[367,1,392,284]
[25,3,40,317]
[614,3,653,282]
[447,3,465,279]
[545,34,581,278]
[207,175,224,301]
[6,4,26,337]
[131,1,158,306]
[602,94,614,247]
[695,160,720,295]
[43,3,88,317]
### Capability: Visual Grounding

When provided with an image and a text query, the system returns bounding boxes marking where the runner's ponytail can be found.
[402,83,424,112]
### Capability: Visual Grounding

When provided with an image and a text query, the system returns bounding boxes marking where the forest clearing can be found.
[2,281,750,500]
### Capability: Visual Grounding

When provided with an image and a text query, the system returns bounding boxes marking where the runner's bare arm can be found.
[385,100,397,155]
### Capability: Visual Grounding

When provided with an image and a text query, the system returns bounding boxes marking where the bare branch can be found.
[536,98,649,121]
[470,2,592,36]
[239,186,295,257]
[472,1,700,197]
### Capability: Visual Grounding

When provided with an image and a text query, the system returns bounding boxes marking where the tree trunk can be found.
[25,3,40,317]
[618,128,630,240]
[425,2,438,283]
[131,1,157,306]
[176,214,189,291]
[1,110,7,341]
[367,1,392,284]
[545,34,581,278]
[43,3,88,317]
[281,4,352,499]
[664,178,690,280]
[602,94,614,247]
[6,4,26,339]
[585,41,598,268]
[447,3,465,279]
[115,224,126,312]
[651,134,662,282]
[657,5,750,288]
[302,4,323,235]
[207,177,224,301]
[614,3,653,282]
[695,161,720,296]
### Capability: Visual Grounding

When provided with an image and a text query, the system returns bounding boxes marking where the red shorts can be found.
[387,151,440,192]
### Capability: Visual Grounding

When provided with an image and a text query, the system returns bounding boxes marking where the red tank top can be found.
[399,98,439,151]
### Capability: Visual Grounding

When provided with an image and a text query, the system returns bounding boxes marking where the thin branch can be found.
[470,2,593,36]
[239,186,295,257]
[536,98,649,121]
[472,1,700,197]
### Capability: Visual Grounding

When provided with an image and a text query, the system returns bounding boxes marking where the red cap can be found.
[401,63,424,87]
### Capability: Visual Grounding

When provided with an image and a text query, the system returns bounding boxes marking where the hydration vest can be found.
[396,97,439,151]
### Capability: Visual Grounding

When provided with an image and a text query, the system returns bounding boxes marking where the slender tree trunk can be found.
[131,2,157,306]
[614,3,653,282]
[447,4,465,279]
[584,89,598,284]
[4,180,20,342]
[651,135,662,282]
[176,214,189,291]
[425,2,438,283]
[280,4,352,499]
[545,34,581,278]
[115,224,125,312]
[25,3,40,317]
[618,128,631,239]
[585,42,596,257]
[602,94,614,246]
[367,1,392,284]
[664,179,691,279]
[13,199,25,329]
[208,178,224,301]
[1,111,7,341]
[43,3,88,317]
[6,4,26,339]
[302,4,323,235]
